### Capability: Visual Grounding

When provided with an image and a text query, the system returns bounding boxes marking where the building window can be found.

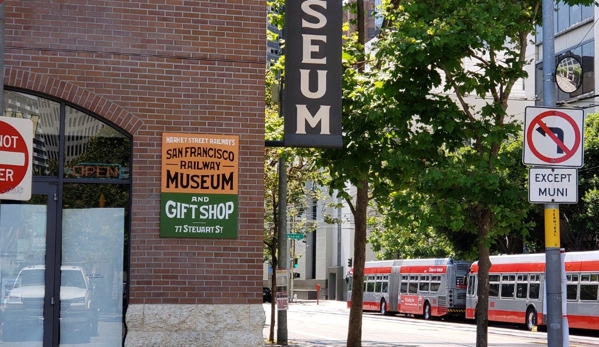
[1,88,131,343]
[556,2,594,33]
[535,3,594,42]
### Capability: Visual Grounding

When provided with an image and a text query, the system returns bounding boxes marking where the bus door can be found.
[465,273,477,319]
[399,275,421,314]
[387,270,400,311]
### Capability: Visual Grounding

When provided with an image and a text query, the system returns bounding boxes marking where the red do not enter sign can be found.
[0,117,33,200]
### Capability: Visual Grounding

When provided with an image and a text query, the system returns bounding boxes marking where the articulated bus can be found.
[347,258,472,319]
[466,250,599,331]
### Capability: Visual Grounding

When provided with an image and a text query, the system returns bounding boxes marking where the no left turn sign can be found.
[0,117,33,200]
[523,107,584,168]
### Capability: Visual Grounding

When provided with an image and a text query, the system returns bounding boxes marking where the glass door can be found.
[0,182,57,347]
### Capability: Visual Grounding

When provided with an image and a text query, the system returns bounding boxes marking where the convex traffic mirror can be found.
[556,54,582,93]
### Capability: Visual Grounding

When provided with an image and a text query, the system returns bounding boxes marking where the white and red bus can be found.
[466,250,599,331]
[347,258,471,319]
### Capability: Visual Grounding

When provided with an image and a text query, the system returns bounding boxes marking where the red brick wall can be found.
[5,0,266,304]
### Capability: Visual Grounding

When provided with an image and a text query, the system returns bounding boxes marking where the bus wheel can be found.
[380,299,387,315]
[525,307,537,331]
[423,302,431,320]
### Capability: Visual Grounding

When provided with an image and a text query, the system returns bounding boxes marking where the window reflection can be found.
[4,91,60,176]
[0,199,47,345]
[64,106,130,180]
[61,183,128,346]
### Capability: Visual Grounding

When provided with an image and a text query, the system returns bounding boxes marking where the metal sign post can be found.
[541,1,565,346]
[523,105,583,347]
[276,156,288,345]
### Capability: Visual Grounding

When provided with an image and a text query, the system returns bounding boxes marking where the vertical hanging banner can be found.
[160,133,239,238]
[284,0,343,148]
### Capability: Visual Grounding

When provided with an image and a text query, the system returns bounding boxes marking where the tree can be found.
[310,1,396,345]
[365,1,592,346]
[370,3,535,346]
[267,2,410,345]
[368,202,456,259]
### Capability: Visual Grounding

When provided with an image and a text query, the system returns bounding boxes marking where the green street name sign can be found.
[286,233,304,240]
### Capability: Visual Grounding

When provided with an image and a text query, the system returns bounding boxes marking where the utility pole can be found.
[276,156,288,346]
[542,1,563,347]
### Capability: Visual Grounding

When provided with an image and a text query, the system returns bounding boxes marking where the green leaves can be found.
[355,0,544,259]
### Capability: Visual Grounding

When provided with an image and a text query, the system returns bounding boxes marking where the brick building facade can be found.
[1,1,266,346]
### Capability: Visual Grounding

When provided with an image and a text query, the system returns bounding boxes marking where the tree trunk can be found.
[347,1,366,346]
[347,181,368,347]
[475,208,492,347]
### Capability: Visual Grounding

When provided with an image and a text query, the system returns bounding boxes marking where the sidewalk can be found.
[263,299,343,347]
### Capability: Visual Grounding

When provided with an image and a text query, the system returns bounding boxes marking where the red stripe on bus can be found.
[579,260,599,271]
[364,267,392,275]
[487,308,527,324]
[400,265,447,274]
[488,263,545,273]
[567,315,599,330]
[472,260,599,274]
[486,308,599,330]
[363,301,380,311]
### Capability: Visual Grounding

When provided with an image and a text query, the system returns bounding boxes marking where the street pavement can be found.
[262,299,599,347]
[263,300,413,347]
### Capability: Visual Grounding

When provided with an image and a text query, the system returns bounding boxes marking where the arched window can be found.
[1,89,131,345]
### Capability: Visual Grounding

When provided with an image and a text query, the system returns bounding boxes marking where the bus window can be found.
[408,274,419,293]
[567,283,578,300]
[400,275,408,293]
[501,275,515,298]
[516,283,527,298]
[529,282,540,299]
[367,281,375,293]
[419,275,430,292]
[467,275,476,296]
[580,285,597,300]
[566,274,577,300]
[430,276,441,292]
[382,281,388,293]
[366,276,374,293]
[580,274,598,301]
[375,281,382,292]
[347,277,352,291]
[489,275,500,297]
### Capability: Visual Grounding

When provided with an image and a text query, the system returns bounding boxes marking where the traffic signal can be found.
[293,273,300,278]
[293,258,299,268]
[347,258,353,267]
